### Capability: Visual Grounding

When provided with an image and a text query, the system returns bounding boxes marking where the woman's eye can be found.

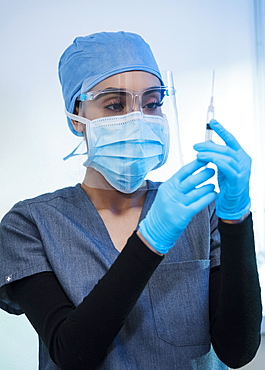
[144,101,163,110]
[104,101,124,111]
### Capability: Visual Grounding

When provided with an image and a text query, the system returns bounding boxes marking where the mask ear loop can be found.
[65,110,89,125]
[63,140,87,161]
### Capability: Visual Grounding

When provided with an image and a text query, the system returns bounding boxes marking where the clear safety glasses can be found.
[77,86,174,118]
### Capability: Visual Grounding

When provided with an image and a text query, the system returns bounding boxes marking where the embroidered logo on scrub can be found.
[5,275,12,283]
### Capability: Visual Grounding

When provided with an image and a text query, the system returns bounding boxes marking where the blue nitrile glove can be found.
[194,119,251,220]
[138,159,216,254]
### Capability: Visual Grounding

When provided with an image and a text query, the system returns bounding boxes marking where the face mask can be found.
[65,111,169,193]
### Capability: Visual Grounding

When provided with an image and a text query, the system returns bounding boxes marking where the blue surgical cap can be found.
[58,31,162,136]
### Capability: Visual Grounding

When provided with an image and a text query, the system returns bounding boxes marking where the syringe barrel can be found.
[205,123,213,141]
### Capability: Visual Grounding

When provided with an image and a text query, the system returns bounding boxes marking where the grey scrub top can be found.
[0,182,226,369]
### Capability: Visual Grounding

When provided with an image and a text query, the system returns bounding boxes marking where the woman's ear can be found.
[71,119,85,133]
[71,102,85,133]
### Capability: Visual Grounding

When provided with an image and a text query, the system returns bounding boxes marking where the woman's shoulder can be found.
[23,184,82,204]
[1,184,83,223]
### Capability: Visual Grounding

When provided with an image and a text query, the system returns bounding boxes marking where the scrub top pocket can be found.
[148,260,210,347]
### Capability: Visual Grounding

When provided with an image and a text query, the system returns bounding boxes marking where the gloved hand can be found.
[138,159,216,254]
[194,119,251,221]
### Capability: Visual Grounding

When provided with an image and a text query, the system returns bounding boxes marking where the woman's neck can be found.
[81,168,147,213]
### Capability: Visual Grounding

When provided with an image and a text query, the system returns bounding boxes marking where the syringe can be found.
[205,70,215,141]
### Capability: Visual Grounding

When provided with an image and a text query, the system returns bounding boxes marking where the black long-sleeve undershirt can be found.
[210,215,262,368]
[8,214,262,370]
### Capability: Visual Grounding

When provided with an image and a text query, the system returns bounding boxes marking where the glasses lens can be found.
[141,87,166,115]
[79,87,168,118]
[90,91,133,116]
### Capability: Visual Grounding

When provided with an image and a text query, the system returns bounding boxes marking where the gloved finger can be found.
[180,167,215,194]
[194,140,251,175]
[171,158,210,183]
[194,140,238,158]
[182,183,216,206]
[196,151,239,174]
[208,119,241,151]
[194,143,239,172]
[187,190,216,213]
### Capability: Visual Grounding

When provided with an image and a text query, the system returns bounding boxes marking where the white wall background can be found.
[0,0,264,368]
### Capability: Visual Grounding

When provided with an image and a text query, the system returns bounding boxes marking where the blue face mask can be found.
[66,111,169,193]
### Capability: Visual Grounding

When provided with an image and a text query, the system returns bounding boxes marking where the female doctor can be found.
[0,31,262,369]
